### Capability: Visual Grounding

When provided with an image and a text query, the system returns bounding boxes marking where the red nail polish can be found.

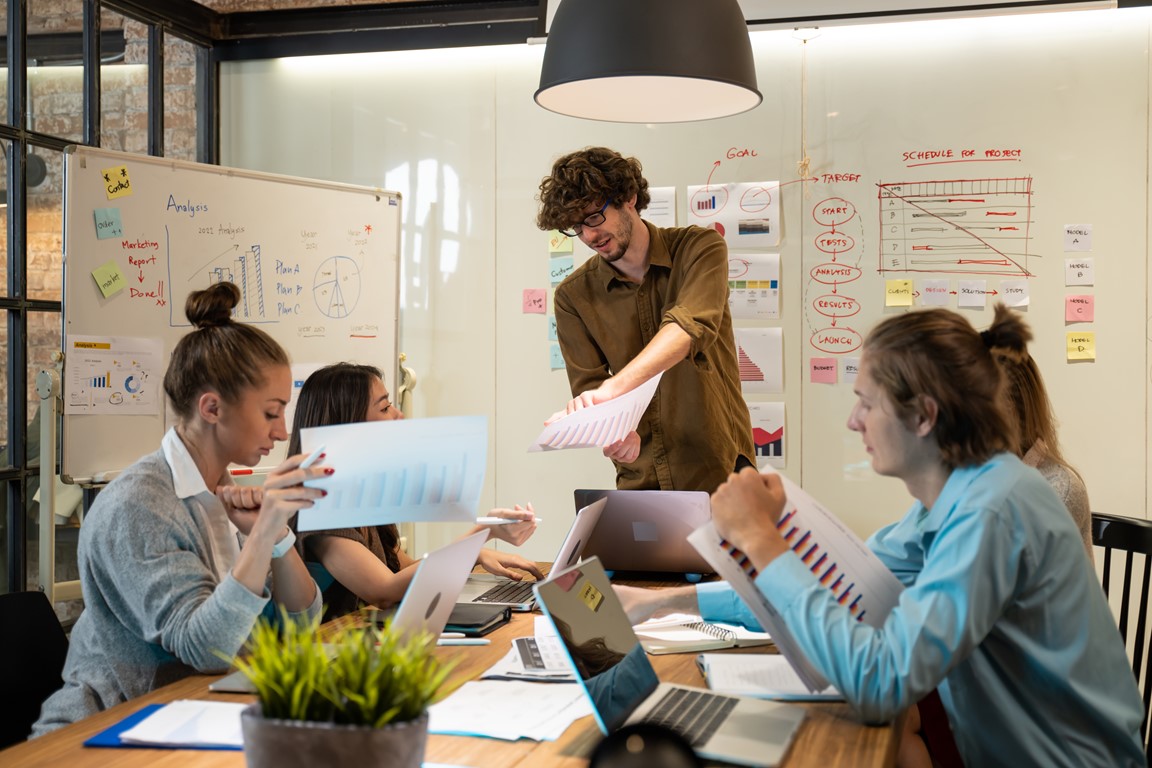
[320,489,328,497]
[323,467,335,475]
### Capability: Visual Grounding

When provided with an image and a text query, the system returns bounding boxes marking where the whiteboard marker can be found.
[229,468,254,476]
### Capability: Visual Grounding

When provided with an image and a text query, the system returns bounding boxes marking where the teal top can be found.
[698,453,1143,767]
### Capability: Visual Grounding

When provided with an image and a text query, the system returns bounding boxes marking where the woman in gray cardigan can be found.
[33,281,325,736]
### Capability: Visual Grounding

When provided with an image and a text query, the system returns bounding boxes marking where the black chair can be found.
[0,590,69,748]
[1091,512,1152,760]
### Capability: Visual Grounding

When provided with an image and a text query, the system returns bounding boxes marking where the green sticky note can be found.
[550,342,565,370]
[92,259,126,298]
[94,207,123,239]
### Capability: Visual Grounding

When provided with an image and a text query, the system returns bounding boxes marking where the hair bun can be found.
[184,282,240,329]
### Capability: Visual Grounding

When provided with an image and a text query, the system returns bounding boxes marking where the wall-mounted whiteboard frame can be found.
[61,146,401,482]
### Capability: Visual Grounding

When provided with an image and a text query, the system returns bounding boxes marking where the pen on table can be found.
[439,632,465,639]
[476,517,543,525]
[437,638,491,646]
[299,443,327,469]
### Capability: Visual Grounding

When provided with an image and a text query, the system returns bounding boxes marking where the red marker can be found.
[229,468,254,476]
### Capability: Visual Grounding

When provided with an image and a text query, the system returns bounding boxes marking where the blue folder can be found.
[83,703,242,751]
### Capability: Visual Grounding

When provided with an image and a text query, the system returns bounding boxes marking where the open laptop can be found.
[573,490,713,575]
[456,496,607,611]
[210,530,488,693]
[533,556,806,767]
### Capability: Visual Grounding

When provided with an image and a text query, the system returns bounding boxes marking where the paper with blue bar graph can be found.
[529,372,662,452]
[297,415,486,531]
[687,470,904,693]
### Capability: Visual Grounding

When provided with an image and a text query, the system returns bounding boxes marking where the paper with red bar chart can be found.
[529,373,662,452]
[688,470,904,692]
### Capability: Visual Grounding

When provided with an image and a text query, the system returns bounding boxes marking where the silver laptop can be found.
[573,490,713,575]
[457,496,607,611]
[210,530,488,693]
[533,557,805,767]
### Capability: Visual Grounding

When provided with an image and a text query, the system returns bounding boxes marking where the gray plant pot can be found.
[240,703,428,768]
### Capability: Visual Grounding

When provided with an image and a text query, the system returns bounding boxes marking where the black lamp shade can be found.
[536,0,762,123]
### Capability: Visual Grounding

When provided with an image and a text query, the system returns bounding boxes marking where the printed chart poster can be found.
[734,327,783,394]
[687,181,781,249]
[65,335,162,415]
[728,252,780,319]
[748,401,785,469]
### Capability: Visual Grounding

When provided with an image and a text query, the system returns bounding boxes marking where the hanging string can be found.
[797,31,812,198]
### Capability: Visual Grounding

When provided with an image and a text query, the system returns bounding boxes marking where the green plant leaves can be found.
[229,608,455,727]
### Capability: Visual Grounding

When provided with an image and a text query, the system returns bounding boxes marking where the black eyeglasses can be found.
[559,201,610,237]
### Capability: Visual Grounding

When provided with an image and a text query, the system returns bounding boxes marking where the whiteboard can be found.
[61,146,401,482]
[219,7,1152,561]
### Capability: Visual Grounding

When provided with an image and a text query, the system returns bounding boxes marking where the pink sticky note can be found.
[1065,294,1094,323]
[522,288,547,315]
[810,357,837,384]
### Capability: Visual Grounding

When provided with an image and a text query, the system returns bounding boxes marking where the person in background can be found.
[33,282,323,736]
[616,304,1143,767]
[287,362,543,619]
[991,342,1094,559]
[536,147,754,492]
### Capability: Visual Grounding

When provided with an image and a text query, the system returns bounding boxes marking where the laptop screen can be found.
[534,557,659,732]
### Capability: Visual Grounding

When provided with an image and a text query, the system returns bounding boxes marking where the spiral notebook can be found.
[633,613,772,655]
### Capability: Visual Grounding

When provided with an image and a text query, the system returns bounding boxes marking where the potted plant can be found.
[231,610,454,768]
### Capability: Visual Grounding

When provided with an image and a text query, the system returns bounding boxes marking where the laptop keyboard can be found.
[473,579,535,605]
[643,687,739,747]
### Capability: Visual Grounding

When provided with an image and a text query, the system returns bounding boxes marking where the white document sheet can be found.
[428,680,592,741]
[530,373,662,452]
[297,415,487,531]
[118,699,246,748]
[698,653,842,701]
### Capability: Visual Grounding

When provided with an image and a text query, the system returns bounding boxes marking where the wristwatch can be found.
[270,528,296,559]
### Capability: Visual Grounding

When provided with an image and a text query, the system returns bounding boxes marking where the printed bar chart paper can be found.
[297,415,486,531]
[530,373,662,452]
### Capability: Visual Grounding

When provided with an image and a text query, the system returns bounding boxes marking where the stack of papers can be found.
[481,636,576,682]
[698,653,842,701]
[428,680,591,741]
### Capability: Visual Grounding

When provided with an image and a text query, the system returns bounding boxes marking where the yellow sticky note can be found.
[1066,332,1096,361]
[578,581,604,612]
[885,279,914,307]
[549,230,573,253]
[92,259,126,298]
[102,164,133,199]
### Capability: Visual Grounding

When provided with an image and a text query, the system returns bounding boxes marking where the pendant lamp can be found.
[535,0,762,123]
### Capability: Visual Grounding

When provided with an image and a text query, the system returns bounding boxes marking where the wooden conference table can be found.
[1,575,902,768]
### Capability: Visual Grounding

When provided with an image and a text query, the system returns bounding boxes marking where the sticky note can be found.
[550,256,574,286]
[550,343,565,371]
[548,315,558,341]
[101,164,132,199]
[1066,332,1096,361]
[522,288,546,314]
[919,279,949,307]
[957,280,987,309]
[92,260,126,298]
[885,279,913,307]
[94,208,123,239]
[1064,224,1092,252]
[578,581,604,612]
[1000,279,1029,307]
[1065,295,1094,323]
[549,230,573,253]
[810,357,837,384]
[842,357,860,384]
[1065,257,1094,286]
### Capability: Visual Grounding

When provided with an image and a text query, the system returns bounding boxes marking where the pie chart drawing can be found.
[313,256,362,319]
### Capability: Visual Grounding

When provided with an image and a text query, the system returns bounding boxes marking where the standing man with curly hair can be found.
[537,146,754,492]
